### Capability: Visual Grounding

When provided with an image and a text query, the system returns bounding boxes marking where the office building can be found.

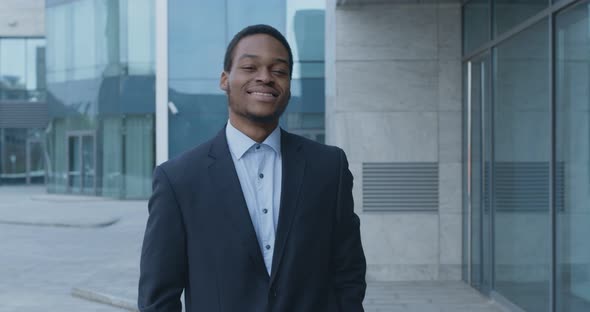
[0,0,47,185]
[44,0,590,310]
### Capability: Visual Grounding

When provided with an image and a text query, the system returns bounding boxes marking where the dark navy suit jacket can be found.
[138,127,366,312]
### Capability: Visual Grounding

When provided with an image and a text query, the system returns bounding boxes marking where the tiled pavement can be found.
[1,186,508,312]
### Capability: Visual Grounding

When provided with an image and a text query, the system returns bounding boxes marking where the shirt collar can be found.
[226,120,281,160]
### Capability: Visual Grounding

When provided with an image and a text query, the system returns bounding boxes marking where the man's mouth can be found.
[247,91,278,98]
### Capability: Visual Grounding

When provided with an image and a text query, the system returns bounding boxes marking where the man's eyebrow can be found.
[274,58,289,66]
[238,54,259,60]
[237,54,289,66]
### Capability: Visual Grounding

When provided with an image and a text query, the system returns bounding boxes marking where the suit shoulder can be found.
[157,137,214,181]
[285,131,343,159]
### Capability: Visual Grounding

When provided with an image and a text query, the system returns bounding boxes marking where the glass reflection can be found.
[463,0,490,55]
[45,0,155,199]
[493,19,550,312]
[494,0,547,37]
[0,38,46,101]
[556,4,590,311]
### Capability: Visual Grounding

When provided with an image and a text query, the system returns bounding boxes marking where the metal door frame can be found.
[466,52,493,294]
[65,131,97,195]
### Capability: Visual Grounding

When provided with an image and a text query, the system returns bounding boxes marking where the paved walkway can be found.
[0,186,508,312]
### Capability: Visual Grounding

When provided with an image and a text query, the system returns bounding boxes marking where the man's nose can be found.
[256,68,273,84]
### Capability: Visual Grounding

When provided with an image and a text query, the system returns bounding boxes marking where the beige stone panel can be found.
[336,4,437,61]
[438,111,461,163]
[333,112,438,163]
[439,213,462,265]
[336,60,439,112]
[438,60,462,112]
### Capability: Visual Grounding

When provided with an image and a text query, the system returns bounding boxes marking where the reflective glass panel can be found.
[72,0,96,80]
[124,115,154,198]
[28,140,45,184]
[0,129,27,183]
[556,4,590,311]
[0,39,27,100]
[121,0,155,75]
[26,39,46,96]
[101,117,123,198]
[46,5,68,83]
[45,0,155,199]
[494,0,547,37]
[463,0,490,55]
[493,19,550,312]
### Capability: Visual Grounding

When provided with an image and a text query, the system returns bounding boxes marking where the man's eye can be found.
[273,70,288,75]
[242,66,255,71]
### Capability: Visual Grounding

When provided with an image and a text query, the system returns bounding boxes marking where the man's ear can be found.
[220,71,229,92]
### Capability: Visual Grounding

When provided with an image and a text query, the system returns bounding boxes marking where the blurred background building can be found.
[45,0,155,198]
[0,0,47,185]
[0,0,586,311]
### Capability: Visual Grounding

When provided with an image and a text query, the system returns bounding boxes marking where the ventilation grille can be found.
[492,161,565,212]
[362,162,439,212]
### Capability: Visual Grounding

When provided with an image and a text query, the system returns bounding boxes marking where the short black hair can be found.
[224,24,293,79]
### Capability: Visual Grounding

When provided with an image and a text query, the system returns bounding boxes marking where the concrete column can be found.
[327,0,462,281]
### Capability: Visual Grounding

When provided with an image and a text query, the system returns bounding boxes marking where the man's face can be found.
[220,34,291,124]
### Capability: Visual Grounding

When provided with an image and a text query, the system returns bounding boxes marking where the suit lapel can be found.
[270,130,306,286]
[207,128,268,279]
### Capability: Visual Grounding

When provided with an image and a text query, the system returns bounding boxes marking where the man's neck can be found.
[229,114,278,143]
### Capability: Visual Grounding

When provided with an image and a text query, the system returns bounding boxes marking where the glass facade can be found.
[45,0,155,199]
[167,0,325,158]
[0,38,46,101]
[494,0,547,37]
[0,129,45,184]
[463,0,590,311]
[463,0,490,55]
[0,38,47,185]
[556,4,590,311]
[493,19,550,312]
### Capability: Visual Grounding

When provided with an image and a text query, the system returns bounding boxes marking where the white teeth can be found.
[251,91,275,97]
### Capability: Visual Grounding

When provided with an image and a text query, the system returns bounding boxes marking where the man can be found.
[138,24,366,312]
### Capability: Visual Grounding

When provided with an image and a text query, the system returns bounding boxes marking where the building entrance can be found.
[66,132,96,195]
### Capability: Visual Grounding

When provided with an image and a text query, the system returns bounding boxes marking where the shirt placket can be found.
[255,146,275,272]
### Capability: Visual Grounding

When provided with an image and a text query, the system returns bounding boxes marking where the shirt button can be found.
[265,244,271,250]
[259,173,264,179]
[263,208,268,214]
[255,145,261,150]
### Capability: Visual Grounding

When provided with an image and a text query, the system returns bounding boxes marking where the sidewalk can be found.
[0,185,508,312]
[0,185,135,228]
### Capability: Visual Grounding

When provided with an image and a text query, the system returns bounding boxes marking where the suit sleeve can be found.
[332,149,367,311]
[138,165,187,312]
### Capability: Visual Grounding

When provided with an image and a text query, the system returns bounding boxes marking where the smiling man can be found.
[138,24,366,312]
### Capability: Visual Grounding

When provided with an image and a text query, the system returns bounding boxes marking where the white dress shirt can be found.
[225,120,282,275]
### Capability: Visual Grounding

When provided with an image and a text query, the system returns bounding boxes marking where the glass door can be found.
[467,53,492,293]
[556,3,590,311]
[67,132,96,195]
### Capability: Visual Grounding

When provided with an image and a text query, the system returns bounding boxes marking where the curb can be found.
[0,218,120,228]
[71,287,138,311]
